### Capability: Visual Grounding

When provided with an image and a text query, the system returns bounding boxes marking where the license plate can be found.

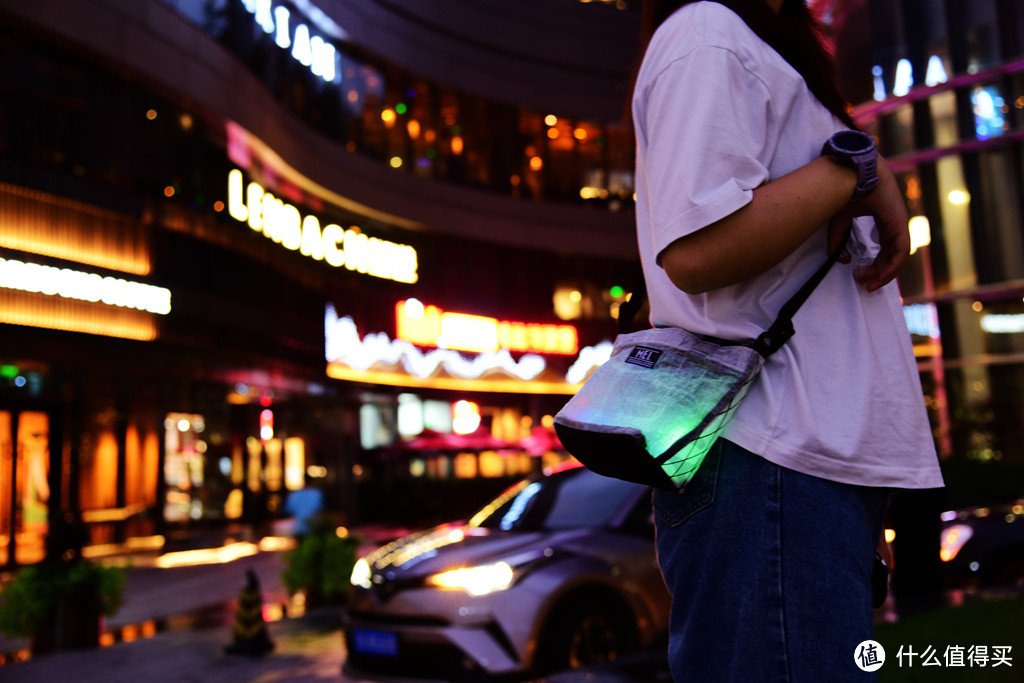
[353,628,399,658]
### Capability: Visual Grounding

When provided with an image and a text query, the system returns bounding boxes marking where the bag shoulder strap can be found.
[621,236,848,357]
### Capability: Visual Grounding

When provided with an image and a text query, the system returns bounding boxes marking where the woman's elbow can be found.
[660,248,715,295]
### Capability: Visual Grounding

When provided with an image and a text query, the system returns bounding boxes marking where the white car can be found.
[342,463,670,681]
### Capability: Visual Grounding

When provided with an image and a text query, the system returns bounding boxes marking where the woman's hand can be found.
[827,155,910,292]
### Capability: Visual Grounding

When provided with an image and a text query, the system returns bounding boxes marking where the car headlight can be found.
[351,557,373,589]
[940,524,974,562]
[427,561,515,596]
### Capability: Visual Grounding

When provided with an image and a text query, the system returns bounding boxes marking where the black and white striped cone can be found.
[224,569,275,655]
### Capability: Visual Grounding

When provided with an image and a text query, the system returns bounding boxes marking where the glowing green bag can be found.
[554,246,842,492]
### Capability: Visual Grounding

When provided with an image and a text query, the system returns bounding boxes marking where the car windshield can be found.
[469,466,641,531]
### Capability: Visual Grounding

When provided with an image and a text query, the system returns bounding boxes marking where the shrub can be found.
[0,560,125,638]
[281,518,361,605]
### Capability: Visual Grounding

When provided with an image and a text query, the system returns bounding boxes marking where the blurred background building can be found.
[0,0,643,567]
[825,0,1024,607]
[2,0,1024,572]
[830,0,1024,471]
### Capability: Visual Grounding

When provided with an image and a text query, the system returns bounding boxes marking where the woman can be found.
[632,1,944,680]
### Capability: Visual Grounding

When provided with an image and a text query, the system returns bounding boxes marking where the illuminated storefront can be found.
[0,410,50,566]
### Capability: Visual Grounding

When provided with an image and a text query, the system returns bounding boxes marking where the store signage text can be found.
[228,170,418,284]
[396,299,578,355]
[0,256,171,314]
[242,0,337,82]
[873,55,949,101]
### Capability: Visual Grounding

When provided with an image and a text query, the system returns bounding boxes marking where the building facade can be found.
[9,0,1021,572]
[831,0,1024,479]
[0,0,642,567]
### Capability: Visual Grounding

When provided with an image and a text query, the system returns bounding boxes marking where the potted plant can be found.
[0,558,126,654]
[281,516,361,608]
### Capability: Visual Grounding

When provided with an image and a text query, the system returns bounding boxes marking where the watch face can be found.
[833,131,873,154]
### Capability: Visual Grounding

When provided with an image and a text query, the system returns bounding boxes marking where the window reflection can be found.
[176,0,635,208]
[0,411,50,566]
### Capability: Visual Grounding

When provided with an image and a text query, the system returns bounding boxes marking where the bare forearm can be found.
[659,156,859,294]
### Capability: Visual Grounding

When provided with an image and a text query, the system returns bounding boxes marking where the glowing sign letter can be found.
[254,0,274,34]
[262,192,284,243]
[292,24,313,66]
[281,203,302,250]
[301,215,325,260]
[228,169,248,222]
[246,182,264,231]
[322,224,345,267]
[274,6,291,48]
[893,58,913,97]
[344,229,370,273]
[312,37,336,82]
[925,55,948,87]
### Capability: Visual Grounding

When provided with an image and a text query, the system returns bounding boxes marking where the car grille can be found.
[346,610,450,627]
[344,632,486,679]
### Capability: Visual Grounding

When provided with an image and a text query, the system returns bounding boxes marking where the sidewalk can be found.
[0,523,355,682]
[1,608,347,683]
[0,522,671,683]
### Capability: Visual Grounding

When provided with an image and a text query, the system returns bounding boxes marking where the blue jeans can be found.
[653,439,889,682]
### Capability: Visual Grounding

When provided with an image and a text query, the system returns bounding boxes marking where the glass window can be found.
[971,83,1009,140]
[7,411,50,566]
[0,411,9,565]
[964,0,1000,72]
[946,361,1024,464]
[153,2,638,207]
[931,90,958,146]
[973,148,1024,284]
[163,413,207,522]
[935,156,976,292]
[880,105,915,156]
[471,467,639,531]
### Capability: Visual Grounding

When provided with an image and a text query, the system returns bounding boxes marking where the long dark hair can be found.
[634,0,855,129]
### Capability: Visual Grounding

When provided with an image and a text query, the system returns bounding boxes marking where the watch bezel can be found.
[823,130,879,201]
[829,130,875,155]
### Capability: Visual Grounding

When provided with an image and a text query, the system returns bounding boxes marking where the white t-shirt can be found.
[632,2,943,489]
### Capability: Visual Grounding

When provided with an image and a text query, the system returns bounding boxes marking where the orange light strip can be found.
[326,362,579,395]
[0,290,158,341]
[0,182,150,275]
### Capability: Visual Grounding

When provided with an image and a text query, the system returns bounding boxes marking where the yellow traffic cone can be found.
[225,569,275,655]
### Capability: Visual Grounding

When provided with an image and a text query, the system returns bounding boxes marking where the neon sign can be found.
[227,170,418,284]
[324,304,608,394]
[242,0,337,82]
[325,304,550,390]
[0,256,171,314]
[396,299,578,355]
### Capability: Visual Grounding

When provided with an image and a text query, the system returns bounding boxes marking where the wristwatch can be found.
[821,130,879,202]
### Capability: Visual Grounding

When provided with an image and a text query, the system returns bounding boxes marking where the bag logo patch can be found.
[625,346,661,368]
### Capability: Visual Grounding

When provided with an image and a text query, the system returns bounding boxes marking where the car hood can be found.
[362,524,589,578]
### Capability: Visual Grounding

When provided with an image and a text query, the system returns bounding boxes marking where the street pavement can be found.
[4,523,1004,683]
[0,525,669,682]
[0,538,352,682]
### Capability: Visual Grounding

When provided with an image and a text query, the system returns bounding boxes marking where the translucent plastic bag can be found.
[554,327,763,491]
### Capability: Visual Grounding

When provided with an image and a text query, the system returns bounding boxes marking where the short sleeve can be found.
[636,44,774,260]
